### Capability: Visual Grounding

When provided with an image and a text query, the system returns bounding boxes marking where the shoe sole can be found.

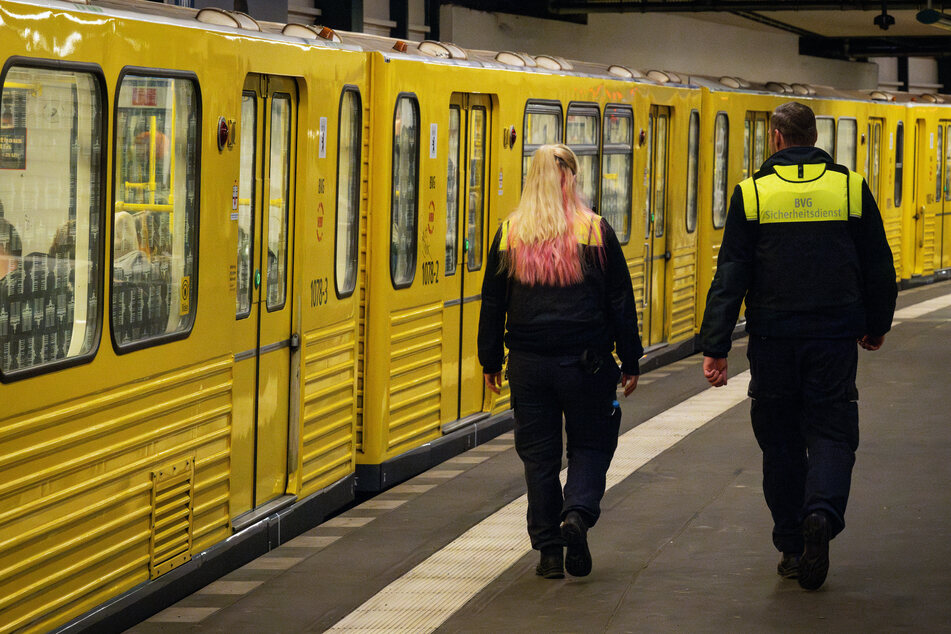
[798,515,829,591]
[535,568,565,579]
[562,521,592,577]
[777,564,799,579]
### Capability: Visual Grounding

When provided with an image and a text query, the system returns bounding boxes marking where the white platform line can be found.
[325,373,751,633]
[893,292,951,320]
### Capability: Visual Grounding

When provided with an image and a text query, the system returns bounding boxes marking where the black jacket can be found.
[699,146,897,358]
[478,217,642,375]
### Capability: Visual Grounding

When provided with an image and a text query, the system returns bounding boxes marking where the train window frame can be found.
[816,116,835,158]
[521,99,563,189]
[110,67,202,355]
[446,105,462,277]
[390,93,420,289]
[334,85,362,299]
[466,105,488,273]
[895,121,904,207]
[565,101,601,210]
[686,109,700,233]
[265,92,293,313]
[601,104,634,244]
[712,112,729,230]
[0,58,108,383]
[836,117,857,171]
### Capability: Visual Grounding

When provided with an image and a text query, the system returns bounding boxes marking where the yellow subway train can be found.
[0,1,947,631]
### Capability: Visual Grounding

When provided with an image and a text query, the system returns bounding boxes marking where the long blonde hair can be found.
[506,144,597,286]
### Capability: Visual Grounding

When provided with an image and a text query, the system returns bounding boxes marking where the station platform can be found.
[126,282,951,633]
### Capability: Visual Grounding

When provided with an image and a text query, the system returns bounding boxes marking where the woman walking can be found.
[478,144,641,579]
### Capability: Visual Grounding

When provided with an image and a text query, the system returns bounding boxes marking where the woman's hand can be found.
[484,372,502,394]
[620,373,638,397]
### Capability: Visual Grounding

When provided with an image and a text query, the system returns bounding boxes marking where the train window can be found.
[467,107,487,271]
[446,107,461,276]
[236,92,255,318]
[836,119,857,171]
[753,119,767,170]
[601,105,633,242]
[869,121,882,202]
[112,74,198,349]
[644,111,653,240]
[335,87,362,298]
[686,110,699,233]
[937,125,944,204]
[652,112,669,238]
[743,118,750,178]
[0,65,104,377]
[391,94,419,287]
[945,124,951,201]
[266,94,291,311]
[816,117,835,157]
[895,121,904,207]
[566,104,600,208]
[522,101,562,188]
[712,112,729,229]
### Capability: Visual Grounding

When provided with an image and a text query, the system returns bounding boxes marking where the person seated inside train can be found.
[113,210,149,276]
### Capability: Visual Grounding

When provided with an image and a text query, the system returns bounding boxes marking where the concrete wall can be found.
[439,6,880,90]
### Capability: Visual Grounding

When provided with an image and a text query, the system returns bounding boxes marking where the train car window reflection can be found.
[467,106,486,271]
[266,94,291,310]
[236,92,255,318]
[712,112,729,229]
[653,113,668,239]
[446,106,461,276]
[870,121,882,202]
[601,106,633,243]
[391,95,419,287]
[522,101,562,188]
[936,125,944,203]
[644,112,653,240]
[895,121,904,207]
[753,119,766,170]
[0,66,103,375]
[743,118,751,178]
[836,118,857,171]
[566,104,600,209]
[686,110,699,233]
[335,88,362,297]
[816,117,835,158]
[945,124,951,202]
[113,75,198,348]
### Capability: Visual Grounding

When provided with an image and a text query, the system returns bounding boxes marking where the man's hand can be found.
[858,334,885,351]
[484,371,502,394]
[703,356,728,387]
[620,373,638,397]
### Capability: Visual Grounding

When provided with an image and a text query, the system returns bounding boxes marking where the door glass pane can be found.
[1,66,103,374]
[895,122,904,207]
[836,119,857,170]
[467,107,486,271]
[113,75,199,345]
[644,113,653,240]
[391,95,419,287]
[713,113,729,229]
[686,110,699,233]
[743,118,751,177]
[871,122,882,202]
[446,107,460,276]
[266,94,290,310]
[816,117,835,156]
[601,106,632,242]
[566,106,599,207]
[937,126,944,203]
[237,92,255,318]
[945,125,951,201]
[653,114,668,238]
[335,88,361,297]
[753,119,766,171]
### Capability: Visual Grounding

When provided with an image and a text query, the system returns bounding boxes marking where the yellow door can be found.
[643,106,670,348]
[233,74,298,516]
[913,117,937,276]
[938,122,951,269]
[443,94,491,428]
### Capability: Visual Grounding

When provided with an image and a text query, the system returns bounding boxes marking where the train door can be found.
[443,93,491,429]
[232,74,298,518]
[744,111,769,177]
[643,106,670,348]
[941,121,951,269]
[912,117,937,276]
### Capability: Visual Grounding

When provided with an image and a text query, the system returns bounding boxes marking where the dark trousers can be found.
[747,336,859,554]
[507,350,622,551]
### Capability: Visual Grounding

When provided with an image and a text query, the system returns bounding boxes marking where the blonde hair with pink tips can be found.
[506,144,601,286]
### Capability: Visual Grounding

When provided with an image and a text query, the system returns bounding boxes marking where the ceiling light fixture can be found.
[916,5,951,30]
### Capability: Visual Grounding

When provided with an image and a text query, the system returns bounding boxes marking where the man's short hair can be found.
[770,102,818,147]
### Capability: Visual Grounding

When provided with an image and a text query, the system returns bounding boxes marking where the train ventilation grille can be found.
[149,458,195,578]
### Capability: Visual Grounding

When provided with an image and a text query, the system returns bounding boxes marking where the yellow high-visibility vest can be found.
[739,163,864,224]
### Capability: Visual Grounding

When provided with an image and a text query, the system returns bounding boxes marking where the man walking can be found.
[699,102,896,590]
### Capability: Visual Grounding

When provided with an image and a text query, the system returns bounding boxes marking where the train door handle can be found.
[664,250,672,261]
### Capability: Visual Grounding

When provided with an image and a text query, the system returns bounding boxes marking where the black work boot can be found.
[798,512,830,590]
[777,553,800,579]
[561,511,592,577]
[535,547,564,579]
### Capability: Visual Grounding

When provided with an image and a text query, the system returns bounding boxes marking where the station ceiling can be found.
[467,1,951,60]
